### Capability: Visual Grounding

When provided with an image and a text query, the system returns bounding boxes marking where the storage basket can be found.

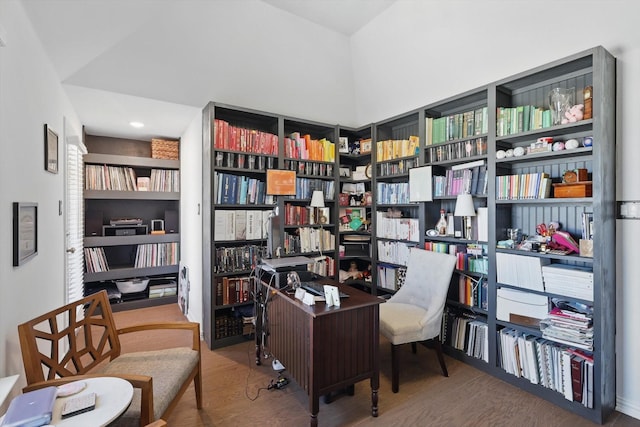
[151,139,180,160]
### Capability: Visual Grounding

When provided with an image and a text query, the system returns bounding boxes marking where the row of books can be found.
[375,136,420,162]
[214,172,268,205]
[581,212,594,240]
[377,157,418,177]
[213,118,278,155]
[214,245,267,274]
[214,313,246,340]
[284,203,330,226]
[498,328,593,408]
[215,276,253,306]
[423,242,488,274]
[308,255,336,278]
[496,105,555,137]
[376,240,417,267]
[289,177,335,200]
[149,169,180,192]
[375,212,420,242]
[376,182,411,204]
[283,227,335,254]
[214,210,271,241]
[457,275,488,310]
[85,165,137,191]
[495,173,553,200]
[441,308,489,362]
[433,165,488,197]
[84,247,109,273]
[427,107,489,145]
[134,242,179,268]
[376,263,407,291]
[284,132,335,162]
[427,138,488,163]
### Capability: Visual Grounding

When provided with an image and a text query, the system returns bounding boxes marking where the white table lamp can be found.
[454,193,476,240]
[310,190,325,224]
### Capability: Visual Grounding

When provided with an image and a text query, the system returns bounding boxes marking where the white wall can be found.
[350,0,640,419]
[0,0,82,385]
[179,112,203,326]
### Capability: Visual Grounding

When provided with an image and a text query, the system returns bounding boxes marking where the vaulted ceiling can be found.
[22,0,396,140]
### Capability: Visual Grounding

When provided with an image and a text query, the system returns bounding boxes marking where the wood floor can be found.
[113,304,639,427]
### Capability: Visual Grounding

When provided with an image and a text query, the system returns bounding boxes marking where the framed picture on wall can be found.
[44,124,58,174]
[13,202,38,266]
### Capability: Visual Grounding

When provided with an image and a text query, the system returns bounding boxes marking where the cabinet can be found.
[83,136,180,312]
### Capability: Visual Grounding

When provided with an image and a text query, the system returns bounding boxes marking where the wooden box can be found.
[552,181,592,198]
[151,139,179,160]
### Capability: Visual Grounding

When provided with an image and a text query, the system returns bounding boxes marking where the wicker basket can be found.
[151,139,179,160]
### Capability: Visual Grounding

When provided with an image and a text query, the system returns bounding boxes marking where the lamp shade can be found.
[310,190,325,208]
[454,194,476,217]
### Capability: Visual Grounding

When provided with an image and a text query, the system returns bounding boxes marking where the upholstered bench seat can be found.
[100,347,200,426]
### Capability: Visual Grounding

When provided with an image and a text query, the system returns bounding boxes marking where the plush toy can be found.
[561,104,584,124]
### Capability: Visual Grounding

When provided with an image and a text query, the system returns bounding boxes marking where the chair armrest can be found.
[117,322,201,351]
[23,373,155,426]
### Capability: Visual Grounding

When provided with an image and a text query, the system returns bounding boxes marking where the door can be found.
[64,134,87,310]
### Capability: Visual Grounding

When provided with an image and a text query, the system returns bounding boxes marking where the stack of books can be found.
[542,264,594,301]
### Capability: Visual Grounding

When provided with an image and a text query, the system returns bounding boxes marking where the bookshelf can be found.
[202,103,279,349]
[200,47,615,423]
[83,137,180,312]
[336,126,374,292]
[372,111,423,295]
[421,46,614,423]
[486,47,615,423]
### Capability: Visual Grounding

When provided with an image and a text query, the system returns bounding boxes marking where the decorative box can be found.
[552,181,592,198]
[151,139,180,160]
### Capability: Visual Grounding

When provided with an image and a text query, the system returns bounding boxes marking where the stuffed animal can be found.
[561,104,584,124]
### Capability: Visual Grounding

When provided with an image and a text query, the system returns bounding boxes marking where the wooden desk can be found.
[255,278,382,426]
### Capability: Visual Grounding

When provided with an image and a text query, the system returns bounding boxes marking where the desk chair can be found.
[379,247,456,393]
[17,290,202,426]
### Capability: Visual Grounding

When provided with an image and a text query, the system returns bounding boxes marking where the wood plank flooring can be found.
[112,304,639,427]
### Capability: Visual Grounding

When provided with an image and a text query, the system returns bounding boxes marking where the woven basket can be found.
[151,139,179,160]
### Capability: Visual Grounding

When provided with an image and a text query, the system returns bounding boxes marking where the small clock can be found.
[563,170,579,183]
[365,163,372,179]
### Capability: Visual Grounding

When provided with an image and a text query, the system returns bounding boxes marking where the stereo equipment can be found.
[85,210,103,236]
[164,210,179,233]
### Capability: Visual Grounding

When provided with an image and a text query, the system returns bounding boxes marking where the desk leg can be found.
[309,395,319,427]
[254,296,262,365]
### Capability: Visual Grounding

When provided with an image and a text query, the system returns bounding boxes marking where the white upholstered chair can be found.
[379,247,456,393]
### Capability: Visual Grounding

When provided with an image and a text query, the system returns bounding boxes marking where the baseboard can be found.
[616,395,640,421]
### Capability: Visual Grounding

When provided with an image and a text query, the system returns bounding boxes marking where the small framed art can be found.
[13,202,38,266]
[44,124,58,173]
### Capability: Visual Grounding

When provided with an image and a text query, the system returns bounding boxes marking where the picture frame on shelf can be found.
[338,137,349,154]
[44,124,58,174]
[13,202,38,266]
[339,166,351,178]
[360,138,372,154]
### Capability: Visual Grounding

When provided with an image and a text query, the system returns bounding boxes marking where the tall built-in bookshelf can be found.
[83,136,180,312]
[372,111,424,295]
[336,126,374,293]
[202,46,615,423]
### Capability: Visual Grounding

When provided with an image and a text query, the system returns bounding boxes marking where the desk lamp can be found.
[310,190,325,255]
[455,193,476,240]
[310,190,325,224]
